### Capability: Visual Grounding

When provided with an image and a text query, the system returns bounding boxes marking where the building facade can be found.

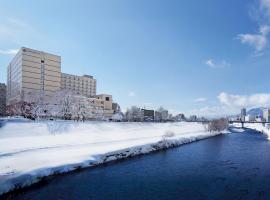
[241,108,246,116]
[0,83,6,116]
[141,109,154,121]
[189,115,197,121]
[263,109,270,122]
[173,113,186,121]
[6,47,116,119]
[61,73,96,97]
[96,94,114,117]
[154,109,169,122]
[112,103,121,114]
[245,114,255,122]
[71,95,112,119]
[7,47,61,106]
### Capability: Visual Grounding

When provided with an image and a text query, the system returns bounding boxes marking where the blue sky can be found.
[1,0,270,116]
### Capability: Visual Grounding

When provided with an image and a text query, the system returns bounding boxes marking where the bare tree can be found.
[59,92,74,120]
[49,91,106,121]
[125,106,143,122]
[48,90,74,120]
[156,107,169,122]
[208,118,229,132]
[18,91,47,120]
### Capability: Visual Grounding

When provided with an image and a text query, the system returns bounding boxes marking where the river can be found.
[3,128,270,200]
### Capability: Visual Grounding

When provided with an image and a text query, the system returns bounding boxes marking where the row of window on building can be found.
[3,47,117,118]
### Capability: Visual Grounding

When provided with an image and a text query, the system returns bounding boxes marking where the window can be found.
[106,97,110,101]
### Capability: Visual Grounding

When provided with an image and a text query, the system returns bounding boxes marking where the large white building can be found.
[6,47,115,118]
[7,47,61,106]
[61,73,96,97]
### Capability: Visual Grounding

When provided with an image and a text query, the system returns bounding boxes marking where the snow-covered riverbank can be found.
[0,121,221,196]
[233,123,270,138]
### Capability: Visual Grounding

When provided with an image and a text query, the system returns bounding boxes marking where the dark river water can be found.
[4,128,270,200]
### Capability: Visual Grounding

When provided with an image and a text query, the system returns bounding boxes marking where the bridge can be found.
[187,120,269,128]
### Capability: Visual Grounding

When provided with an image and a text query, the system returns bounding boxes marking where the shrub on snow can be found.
[208,118,228,132]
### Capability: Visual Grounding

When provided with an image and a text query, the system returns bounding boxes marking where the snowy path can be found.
[0,121,220,196]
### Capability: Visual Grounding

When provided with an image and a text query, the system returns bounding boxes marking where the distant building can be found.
[189,115,197,121]
[141,109,154,121]
[0,83,6,116]
[240,108,246,121]
[241,108,246,116]
[229,116,240,122]
[155,109,169,122]
[160,110,169,121]
[263,109,270,122]
[95,94,114,118]
[199,117,208,122]
[6,47,117,119]
[154,111,162,122]
[69,95,114,119]
[7,47,61,107]
[255,116,263,122]
[112,103,121,114]
[245,115,255,122]
[241,108,247,116]
[61,73,96,97]
[174,113,186,122]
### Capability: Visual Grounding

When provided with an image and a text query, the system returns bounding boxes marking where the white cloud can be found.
[237,0,270,52]
[168,108,180,116]
[128,91,136,97]
[260,0,270,18]
[186,106,236,118]
[0,49,19,55]
[0,18,27,42]
[0,17,41,45]
[185,92,270,117]
[194,97,207,102]
[218,92,270,108]
[237,25,270,52]
[7,18,27,28]
[205,59,230,68]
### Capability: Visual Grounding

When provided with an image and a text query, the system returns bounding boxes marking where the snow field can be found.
[0,121,221,195]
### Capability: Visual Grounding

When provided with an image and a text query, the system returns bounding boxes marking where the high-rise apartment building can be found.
[61,73,96,97]
[7,47,61,105]
[241,108,246,117]
[0,83,6,116]
[263,109,270,122]
[6,47,115,118]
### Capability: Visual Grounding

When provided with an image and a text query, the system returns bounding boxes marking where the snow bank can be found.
[0,121,220,195]
[228,126,245,133]
[233,123,270,137]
